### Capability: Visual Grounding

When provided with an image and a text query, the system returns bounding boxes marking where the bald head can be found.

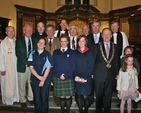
[82,24,90,36]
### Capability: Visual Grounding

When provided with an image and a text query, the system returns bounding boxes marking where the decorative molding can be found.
[23,16,35,33]
[46,21,56,27]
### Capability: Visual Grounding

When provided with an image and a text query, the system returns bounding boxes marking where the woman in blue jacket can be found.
[28,37,53,113]
[53,34,76,113]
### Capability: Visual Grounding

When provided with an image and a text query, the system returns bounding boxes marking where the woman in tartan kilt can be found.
[53,34,76,113]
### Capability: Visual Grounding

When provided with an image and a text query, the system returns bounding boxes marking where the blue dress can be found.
[74,48,94,96]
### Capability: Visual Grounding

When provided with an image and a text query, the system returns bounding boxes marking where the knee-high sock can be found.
[75,94,83,113]
[60,98,66,113]
[66,97,72,113]
[83,95,90,113]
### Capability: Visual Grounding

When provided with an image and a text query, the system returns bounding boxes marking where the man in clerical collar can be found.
[82,24,90,36]
[110,20,129,58]
[68,24,78,50]
[54,19,69,37]
[32,21,47,40]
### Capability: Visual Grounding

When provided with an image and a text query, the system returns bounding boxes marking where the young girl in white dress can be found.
[117,54,138,113]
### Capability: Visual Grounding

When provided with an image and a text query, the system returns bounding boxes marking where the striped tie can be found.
[72,37,75,50]
[28,38,31,57]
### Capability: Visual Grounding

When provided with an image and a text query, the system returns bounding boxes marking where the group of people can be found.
[0,18,140,113]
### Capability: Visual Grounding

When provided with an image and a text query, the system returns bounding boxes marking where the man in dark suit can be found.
[87,19,103,50]
[93,28,120,113]
[87,20,103,105]
[15,25,37,108]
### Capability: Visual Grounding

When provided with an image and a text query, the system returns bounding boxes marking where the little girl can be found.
[117,54,138,113]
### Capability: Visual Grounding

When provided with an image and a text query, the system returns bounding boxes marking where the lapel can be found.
[101,42,107,58]
[91,34,95,44]
[108,42,113,60]
[99,33,103,43]
[22,36,28,57]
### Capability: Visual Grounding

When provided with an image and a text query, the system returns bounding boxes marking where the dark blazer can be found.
[93,42,120,82]
[16,36,37,73]
[87,33,103,50]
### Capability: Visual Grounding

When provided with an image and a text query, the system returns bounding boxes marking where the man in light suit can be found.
[93,28,120,113]
[16,25,37,108]
[87,19,103,50]
[45,24,60,106]
[45,25,60,55]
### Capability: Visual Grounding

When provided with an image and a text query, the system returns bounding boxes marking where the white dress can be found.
[117,67,138,101]
[0,37,19,105]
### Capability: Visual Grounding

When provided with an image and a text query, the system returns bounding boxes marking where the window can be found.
[65,0,72,5]
[74,0,80,4]
[65,0,90,5]
[83,0,89,4]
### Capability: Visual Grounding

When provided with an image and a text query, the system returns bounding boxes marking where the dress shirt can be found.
[47,36,54,43]
[25,36,33,56]
[70,36,77,50]
[60,47,68,52]
[93,32,100,44]
[113,33,117,44]
[103,41,110,50]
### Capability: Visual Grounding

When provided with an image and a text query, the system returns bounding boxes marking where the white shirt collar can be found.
[60,47,68,52]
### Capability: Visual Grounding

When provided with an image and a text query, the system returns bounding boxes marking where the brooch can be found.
[67,54,69,57]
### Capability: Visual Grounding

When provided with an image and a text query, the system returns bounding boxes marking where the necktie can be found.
[62,49,65,52]
[28,38,31,57]
[49,38,52,51]
[72,37,75,50]
[95,34,98,43]
[106,43,110,59]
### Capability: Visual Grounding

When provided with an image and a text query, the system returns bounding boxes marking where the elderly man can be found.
[0,26,19,105]
[68,24,78,50]
[45,24,60,55]
[16,25,37,108]
[32,21,47,40]
[54,19,69,37]
[45,24,60,106]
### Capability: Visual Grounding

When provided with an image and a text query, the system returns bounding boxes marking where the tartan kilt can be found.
[54,77,74,97]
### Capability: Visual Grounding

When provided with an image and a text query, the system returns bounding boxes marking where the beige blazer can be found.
[45,37,60,55]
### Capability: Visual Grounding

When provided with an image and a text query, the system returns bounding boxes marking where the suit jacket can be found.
[16,36,37,73]
[93,42,120,82]
[87,33,103,50]
[45,37,60,55]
